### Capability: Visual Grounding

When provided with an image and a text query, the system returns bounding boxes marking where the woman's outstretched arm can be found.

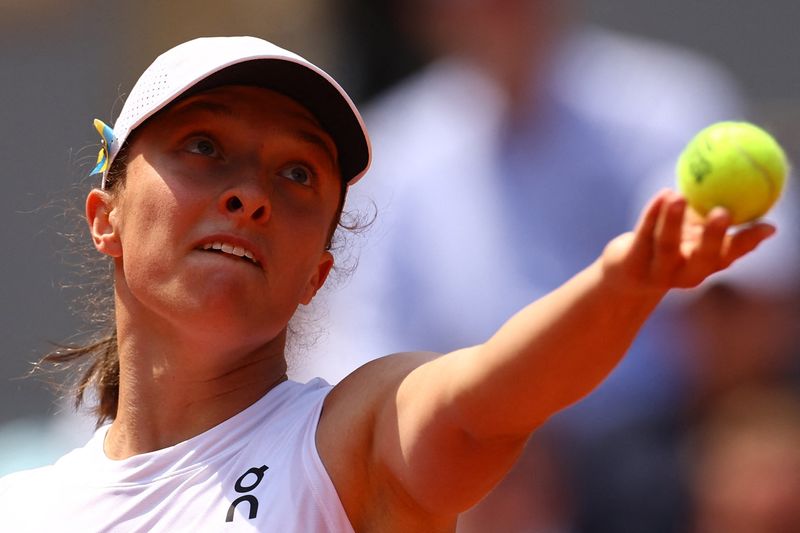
[320,190,776,529]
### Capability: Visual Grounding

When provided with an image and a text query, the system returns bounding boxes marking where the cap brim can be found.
[183,59,369,184]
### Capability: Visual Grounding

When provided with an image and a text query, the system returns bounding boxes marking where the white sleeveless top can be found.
[0,379,355,532]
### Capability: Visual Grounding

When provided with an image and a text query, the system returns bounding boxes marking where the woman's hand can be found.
[602,189,776,294]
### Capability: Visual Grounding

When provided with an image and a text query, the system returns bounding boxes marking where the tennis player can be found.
[0,36,775,532]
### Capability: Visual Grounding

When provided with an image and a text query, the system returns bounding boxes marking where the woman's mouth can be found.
[200,241,259,266]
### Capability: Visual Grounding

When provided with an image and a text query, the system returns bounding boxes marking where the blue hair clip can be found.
[91,119,117,175]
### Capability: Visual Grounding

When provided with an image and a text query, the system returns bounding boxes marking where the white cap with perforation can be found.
[91,36,371,188]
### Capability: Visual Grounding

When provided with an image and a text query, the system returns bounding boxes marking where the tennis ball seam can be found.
[730,138,779,205]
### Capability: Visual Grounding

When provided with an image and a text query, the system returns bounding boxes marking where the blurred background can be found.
[2,1,800,531]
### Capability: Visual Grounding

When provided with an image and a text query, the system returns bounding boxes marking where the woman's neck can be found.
[104,309,289,460]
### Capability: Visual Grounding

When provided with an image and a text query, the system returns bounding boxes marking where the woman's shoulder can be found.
[0,463,59,502]
[0,463,51,484]
[317,351,441,467]
[327,351,441,413]
[0,429,102,497]
[315,351,443,529]
[0,466,59,527]
[0,435,107,528]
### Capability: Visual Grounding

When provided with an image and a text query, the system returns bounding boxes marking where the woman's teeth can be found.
[202,241,257,263]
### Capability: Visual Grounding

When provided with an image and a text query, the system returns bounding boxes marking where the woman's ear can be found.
[300,251,335,305]
[86,189,122,257]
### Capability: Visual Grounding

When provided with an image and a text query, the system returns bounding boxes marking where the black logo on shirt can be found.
[226,465,269,522]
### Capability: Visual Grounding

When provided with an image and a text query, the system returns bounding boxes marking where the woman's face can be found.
[90,85,342,347]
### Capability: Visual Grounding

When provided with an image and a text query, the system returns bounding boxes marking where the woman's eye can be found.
[185,138,219,157]
[279,164,312,186]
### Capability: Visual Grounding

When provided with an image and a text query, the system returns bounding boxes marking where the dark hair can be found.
[39,129,364,427]
[37,144,131,427]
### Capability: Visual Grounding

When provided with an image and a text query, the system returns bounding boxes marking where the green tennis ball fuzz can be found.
[676,121,788,225]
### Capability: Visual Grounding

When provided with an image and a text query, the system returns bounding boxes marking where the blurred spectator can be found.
[678,283,800,403]
[300,0,800,414]
[299,0,800,530]
[572,282,800,533]
[688,387,800,533]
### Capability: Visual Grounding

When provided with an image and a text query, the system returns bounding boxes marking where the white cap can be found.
[97,36,371,187]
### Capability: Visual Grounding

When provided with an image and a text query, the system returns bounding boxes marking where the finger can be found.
[721,223,777,268]
[682,202,709,237]
[683,205,706,226]
[629,190,671,265]
[653,192,686,267]
[690,206,731,267]
[633,189,670,240]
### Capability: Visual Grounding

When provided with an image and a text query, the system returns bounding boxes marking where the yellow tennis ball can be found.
[676,121,788,225]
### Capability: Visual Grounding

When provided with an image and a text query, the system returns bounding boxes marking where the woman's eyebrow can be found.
[294,129,338,168]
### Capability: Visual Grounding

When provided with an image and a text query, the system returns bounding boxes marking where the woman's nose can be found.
[219,186,271,224]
